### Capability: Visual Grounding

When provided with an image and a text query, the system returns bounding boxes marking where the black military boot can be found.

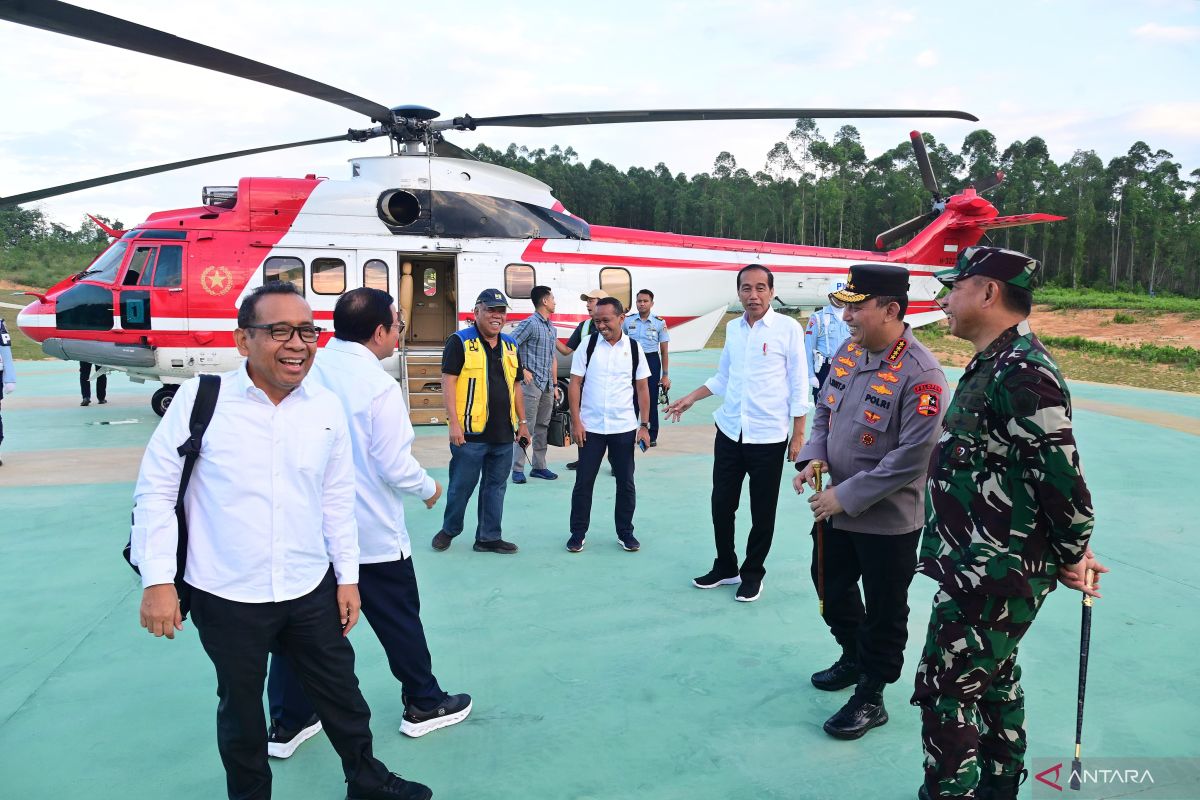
[823,676,888,740]
[977,769,1027,800]
[811,652,860,691]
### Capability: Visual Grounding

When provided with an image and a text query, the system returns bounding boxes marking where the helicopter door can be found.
[407,258,457,345]
[115,243,187,335]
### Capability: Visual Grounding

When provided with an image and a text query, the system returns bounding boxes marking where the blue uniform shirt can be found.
[623,312,670,355]
[804,303,850,375]
[0,319,15,382]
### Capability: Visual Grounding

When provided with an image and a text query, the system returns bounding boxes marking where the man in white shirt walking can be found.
[666,264,811,602]
[132,282,430,800]
[566,297,651,553]
[266,288,471,760]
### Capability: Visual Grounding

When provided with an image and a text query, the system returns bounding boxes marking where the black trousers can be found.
[570,429,637,537]
[811,361,830,406]
[632,351,661,442]
[189,569,391,800]
[711,429,787,581]
[810,526,920,684]
[268,557,444,730]
[79,361,106,401]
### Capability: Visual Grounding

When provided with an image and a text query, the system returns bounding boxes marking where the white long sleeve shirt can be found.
[704,307,812,444]
[309,338,437,561]
[130,363,359,603]
[570,332,651,434]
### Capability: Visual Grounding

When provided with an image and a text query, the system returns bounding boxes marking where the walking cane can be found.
[813,461,825,617]
[1069,568,1096,790]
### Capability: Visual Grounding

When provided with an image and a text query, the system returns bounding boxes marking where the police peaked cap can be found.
[830,263,911,304]
[935,246,1041,290]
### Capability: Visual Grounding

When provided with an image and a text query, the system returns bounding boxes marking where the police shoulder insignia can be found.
[860,432,875,446]
[886,338,908,362]
[917,393,940,417]
[912,382,943,395]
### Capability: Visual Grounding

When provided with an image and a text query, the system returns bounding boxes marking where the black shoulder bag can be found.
[122,374,221,619]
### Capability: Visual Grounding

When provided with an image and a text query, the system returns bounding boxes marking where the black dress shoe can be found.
[811,655,860,691]
[80,398,90,406]
[823,678,888,740]
[917,782,933,800]
[472,538,518,554]
[347,772,432,800]
[566,461,579,470]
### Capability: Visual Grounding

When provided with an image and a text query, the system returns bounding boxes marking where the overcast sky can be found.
[1,0,1197,228]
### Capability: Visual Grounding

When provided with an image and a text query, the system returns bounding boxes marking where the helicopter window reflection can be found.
[423,268,438,297]
[504,264,535,299]
[124,246,157,286]
[78,240,130,284]
[312,258,346,295]
[153,246,183,288]
[264,256,305,295]
[600,267,632,311]
[363,259,389,292]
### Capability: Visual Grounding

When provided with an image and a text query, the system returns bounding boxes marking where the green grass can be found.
[1,240,106,291]
[1111,312,1137,324]
[1035,286,1200,313]
[1040,335,1200,370]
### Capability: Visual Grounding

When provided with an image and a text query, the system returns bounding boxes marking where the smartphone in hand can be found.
[637,439,648,453]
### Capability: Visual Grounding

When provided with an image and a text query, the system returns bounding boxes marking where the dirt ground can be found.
[1027,306,1200,349]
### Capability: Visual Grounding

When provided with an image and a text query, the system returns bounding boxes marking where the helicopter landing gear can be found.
[151,384,179,417]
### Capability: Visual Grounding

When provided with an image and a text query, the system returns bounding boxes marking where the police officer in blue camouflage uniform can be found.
[0,318,15,467]
[912,246,1107,800]
[623,289,671,446]
[805,301,851,406]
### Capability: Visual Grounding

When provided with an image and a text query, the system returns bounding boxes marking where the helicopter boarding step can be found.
[404,346,447,427]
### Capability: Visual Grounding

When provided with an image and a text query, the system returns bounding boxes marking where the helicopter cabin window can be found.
[78,240,130,284]
[152,246,183,288]
[422,268,438,297]
[263,256,305,295]
[504,264,535,299]
[124,246,157,286]
[311,257,346,295]
[363,259,389,292]
[600,267,632,312]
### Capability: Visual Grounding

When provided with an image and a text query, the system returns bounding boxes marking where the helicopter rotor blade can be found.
[0,131,383,208]
[874,210,940,250]
[0,0,394,123]
[436,108,979,131]
[909,130,942,200]
[970,170,1005,194]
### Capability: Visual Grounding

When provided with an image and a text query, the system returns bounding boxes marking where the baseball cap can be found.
[475,288,508,308]
[580,289,610,302]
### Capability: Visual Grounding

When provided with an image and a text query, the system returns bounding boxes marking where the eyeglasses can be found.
[245,323,323,343]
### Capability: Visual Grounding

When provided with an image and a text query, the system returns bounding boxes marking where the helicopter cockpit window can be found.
[124,246,157,286]
[422,268,437,297]
[311,257,346,295]
[600,267,632,311]
[429,192,589,240]
[363,259,389,292]
[153,246,183,288]
[504,264,535,299]
[78,239,130,284]
[263,256,305,295]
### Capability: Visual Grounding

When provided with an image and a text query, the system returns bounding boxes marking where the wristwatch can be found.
[639,422,650,428]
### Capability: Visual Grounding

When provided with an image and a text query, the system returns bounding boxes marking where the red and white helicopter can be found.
[2,0,1063,421]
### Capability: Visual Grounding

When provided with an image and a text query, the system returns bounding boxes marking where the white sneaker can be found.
[267,714,322,758]
[400,693,473,738]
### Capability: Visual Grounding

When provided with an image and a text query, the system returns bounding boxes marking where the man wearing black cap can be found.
[911,247,1105,800]
[433,289,530,554]
[793,262,948,741]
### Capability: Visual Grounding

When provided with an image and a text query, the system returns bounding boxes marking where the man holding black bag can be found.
[130,282,430,800]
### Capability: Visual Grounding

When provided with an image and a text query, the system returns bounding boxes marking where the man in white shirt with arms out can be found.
[267,288,471,761]
[132,282,431,800]
[666,264,811,603]
[566,296,652,554]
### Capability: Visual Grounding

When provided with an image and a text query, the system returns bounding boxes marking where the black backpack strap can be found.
[631,343,641,381]
[584,330,599,369]
[172,375,220,582]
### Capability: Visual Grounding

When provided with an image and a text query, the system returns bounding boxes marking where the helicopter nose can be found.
[16,296,53,343]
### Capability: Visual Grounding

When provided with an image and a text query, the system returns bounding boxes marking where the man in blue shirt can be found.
[805,302,851,405]
[510,285,570,483]
[623,289,671,446]
[0,318,15,467]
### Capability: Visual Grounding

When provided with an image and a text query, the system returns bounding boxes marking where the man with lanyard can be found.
[0,318,14,467]
[132,282,430,800]
[432,289,530,554]
[793,263,948,742]
[805,301,851,406]
[562,288,609,470]
[267,288,471,762]
[912,247,1106,800]
[511,285,571,484]
[623,289,671,447]
[666,264,810,603]
[567,297,652,554]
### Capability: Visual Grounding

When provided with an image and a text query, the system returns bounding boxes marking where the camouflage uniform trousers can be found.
[910,581,1052,798]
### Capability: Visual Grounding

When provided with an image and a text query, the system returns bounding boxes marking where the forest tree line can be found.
[3,121,1197,296]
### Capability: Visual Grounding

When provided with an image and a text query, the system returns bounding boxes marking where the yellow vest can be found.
[454,327,519,434]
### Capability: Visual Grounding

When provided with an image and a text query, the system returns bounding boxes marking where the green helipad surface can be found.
[1,352,1196,799]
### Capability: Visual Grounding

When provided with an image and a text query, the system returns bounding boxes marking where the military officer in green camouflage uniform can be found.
[911,246,1108,800]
